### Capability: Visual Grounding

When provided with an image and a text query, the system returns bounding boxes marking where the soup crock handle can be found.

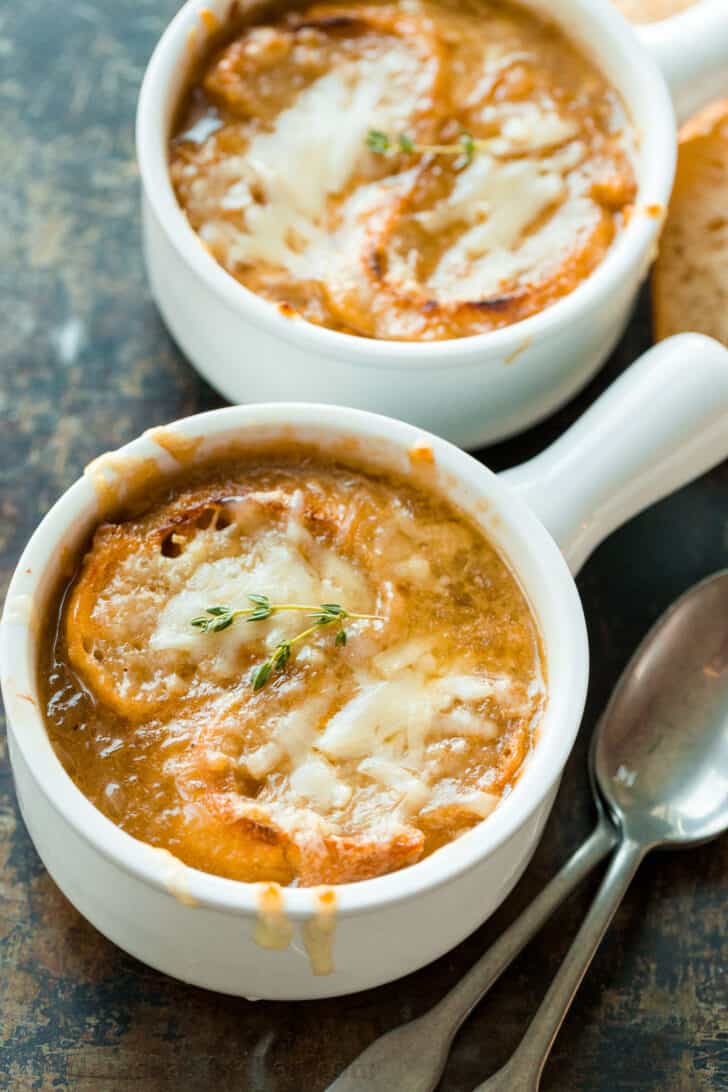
[638,1,728,123]
[501,333,728,575]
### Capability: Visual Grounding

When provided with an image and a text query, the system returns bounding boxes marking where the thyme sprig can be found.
[190,594,274,633]
[190,596,383,691]
[366,128,479,168]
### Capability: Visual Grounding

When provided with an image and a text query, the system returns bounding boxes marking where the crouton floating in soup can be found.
[169,0,636,340]
[43,448,545,886]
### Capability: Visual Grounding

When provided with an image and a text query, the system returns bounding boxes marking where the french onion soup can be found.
[169,0,636,340]
[42,446,545,887]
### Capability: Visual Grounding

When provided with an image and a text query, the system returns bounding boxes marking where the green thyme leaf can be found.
[192,607,235,632]
[246,594,272,621]
[313,612,337,626]
[366,129,390,154]
[335,628,347,647]
[460,131,475,163]
[208,614,234,632]
[251,660,273,691]
[247,607,273,622]
[272,642,291,669]
[398,133,414,154]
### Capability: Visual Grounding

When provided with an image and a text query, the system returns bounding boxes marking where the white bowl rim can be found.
[135,0,676,370]
[0,402,589,918]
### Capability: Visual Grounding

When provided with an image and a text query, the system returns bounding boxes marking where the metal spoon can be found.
[476,569,728,1091]
[327,571,728,1092]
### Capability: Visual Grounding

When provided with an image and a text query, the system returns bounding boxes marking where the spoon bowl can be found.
[326,571,728,1092]
[474,570,728,1090]
[595,570,728,848]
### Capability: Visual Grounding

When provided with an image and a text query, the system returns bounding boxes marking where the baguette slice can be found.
[653,100,728,345]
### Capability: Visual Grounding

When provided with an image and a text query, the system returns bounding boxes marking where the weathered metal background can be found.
[1,2,726,1088]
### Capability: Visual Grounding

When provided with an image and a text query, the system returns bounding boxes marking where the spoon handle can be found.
[475,837,645,1092]
[428,818,617,1029]
[325,819,616,1092]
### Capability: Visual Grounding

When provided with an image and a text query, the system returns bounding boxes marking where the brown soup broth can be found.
[42,449,546,886]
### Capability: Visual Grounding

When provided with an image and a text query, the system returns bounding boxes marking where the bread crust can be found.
[653,100,728,346]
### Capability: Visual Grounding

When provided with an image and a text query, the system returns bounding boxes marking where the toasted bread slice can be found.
[65,485,371,721]
[613,0,697,22]
[653,100,728,345]
[176,790,425,886]
[66,499,251,721]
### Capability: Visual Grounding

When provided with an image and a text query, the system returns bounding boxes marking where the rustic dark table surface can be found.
[1,2,727,1089]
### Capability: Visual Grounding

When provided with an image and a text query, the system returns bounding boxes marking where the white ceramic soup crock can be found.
[137,0,728,449]
[2,332,728,1000]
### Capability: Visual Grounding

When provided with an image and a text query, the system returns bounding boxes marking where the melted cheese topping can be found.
[170,0,636,340]
[44,451,545,886]
[205,48,430,275]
